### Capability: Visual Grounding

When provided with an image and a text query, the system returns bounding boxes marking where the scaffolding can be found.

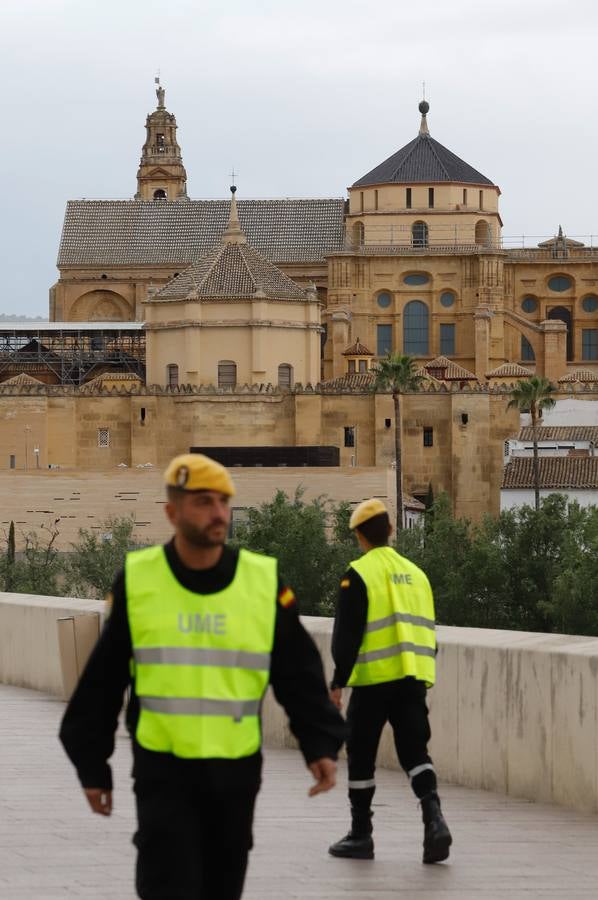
[0,322,146,386]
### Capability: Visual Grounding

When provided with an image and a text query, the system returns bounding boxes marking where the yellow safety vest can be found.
[126,545,277,759]
[347,546,436,688]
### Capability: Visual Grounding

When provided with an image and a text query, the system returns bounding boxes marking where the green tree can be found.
[371,353,424,532]
[0,521,62,596]
[65,516,142,600]
[231,489,356,615]
[507,376,557,510]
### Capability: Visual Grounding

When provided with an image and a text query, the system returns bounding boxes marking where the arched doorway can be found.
[548,306,573,361]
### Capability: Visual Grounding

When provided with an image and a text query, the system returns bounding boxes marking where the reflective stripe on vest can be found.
[134,647,271,670]
[126,544,277,760]
[348,546,436,688]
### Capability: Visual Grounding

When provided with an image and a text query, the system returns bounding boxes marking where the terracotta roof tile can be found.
[517,426,598,442]
[558,370,598,383]
[502,456,598,489]
[423,356,478,381]
[342,339,373,356]
[320,373,375,390]
[486,363,534,378]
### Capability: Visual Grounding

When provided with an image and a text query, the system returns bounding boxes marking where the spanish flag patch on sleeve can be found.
[278,587,296,608]
[340,578,350,589]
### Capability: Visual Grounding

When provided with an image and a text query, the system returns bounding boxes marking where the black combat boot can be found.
[328,809,374,860]
[420,792,452,864]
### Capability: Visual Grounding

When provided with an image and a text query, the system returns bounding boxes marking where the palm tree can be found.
[507,376,557,510]
[371,353,424,531]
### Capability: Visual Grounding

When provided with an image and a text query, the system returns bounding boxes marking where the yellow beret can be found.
[164,454,236,496]
[350,498,388,530]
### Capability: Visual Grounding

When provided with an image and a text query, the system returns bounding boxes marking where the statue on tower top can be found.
[155,76,165,109]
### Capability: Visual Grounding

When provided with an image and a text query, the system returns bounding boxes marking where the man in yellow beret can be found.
[328,498,452,865]
[60,453,345,900]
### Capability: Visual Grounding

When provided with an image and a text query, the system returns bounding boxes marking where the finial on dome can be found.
[222,183,247,245]
[418,97,430,136]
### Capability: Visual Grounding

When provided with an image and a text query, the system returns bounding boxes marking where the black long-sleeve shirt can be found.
[330,567,368,689]
[59,541,345,792]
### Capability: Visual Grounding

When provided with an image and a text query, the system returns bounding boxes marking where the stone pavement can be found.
[2,684,598,899]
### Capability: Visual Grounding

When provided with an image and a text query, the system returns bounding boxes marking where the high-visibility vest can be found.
[126,545,277,759]
[347,546,436,688]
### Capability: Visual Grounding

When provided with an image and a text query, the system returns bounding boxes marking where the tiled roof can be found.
[558,370,598,383]
[342,339,373,356]
[486,363,534,378]
[0,373,45,385]
[320,372,374,390]
[57,199,345,267]
[404,493,426,511]
[423,356,478,381]
[353,134,494,188]
[502,457,598,489]
[517,426,598,442]
[153,242,308,301]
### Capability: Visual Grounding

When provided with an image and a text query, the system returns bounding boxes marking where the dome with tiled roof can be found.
[353,101,495,188]
[153,188,309,302]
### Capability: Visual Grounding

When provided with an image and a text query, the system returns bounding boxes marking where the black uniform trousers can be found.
[133,779,258,900]
[346,677,437,807]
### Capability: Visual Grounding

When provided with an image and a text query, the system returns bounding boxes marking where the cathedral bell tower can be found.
[135,80,188,201]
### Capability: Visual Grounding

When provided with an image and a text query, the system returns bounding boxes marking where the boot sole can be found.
[423,832,452,864]
[328,847,375,860]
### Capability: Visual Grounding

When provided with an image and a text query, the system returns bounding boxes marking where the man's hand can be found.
[329,687,343,710]
[84,788,113,816]
[308,758,337,797]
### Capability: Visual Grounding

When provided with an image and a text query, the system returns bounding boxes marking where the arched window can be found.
[548,307,573,361]
[352,222,364,247]
[166,364,179,388]
[278,363,293,389]
[475,220,491,247]
[218,360,237,388]
[411,221,428,248]
[153,188,167,200]
[403,300,429,354]
[521,336,535,362]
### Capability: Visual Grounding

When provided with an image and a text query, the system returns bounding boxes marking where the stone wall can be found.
[0,381,523,521]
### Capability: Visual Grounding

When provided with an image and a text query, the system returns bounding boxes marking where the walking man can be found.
[60,453,345,900]
[328,498,452,864]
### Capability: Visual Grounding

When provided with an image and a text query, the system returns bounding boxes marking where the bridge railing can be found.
[2,593,597,815]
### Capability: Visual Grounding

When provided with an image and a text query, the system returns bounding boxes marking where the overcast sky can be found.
[2,0,598,317]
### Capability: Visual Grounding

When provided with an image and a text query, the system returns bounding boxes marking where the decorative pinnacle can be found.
[222,184,247,244]
[418,99,430,136]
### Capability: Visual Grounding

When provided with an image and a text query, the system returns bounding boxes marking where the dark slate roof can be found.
[502,457,598,489]
[58,199,346,267]
[517,426,598,443]
[353,134,494,188]
[154,242,307,301]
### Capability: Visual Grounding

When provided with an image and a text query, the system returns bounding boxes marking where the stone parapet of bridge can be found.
[2,592,597,815]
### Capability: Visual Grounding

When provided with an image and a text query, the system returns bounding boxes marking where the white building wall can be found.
[523,399,598,427]
[500,488,598,511]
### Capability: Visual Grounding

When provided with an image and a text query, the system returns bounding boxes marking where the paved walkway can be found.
[2,684,598,899]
